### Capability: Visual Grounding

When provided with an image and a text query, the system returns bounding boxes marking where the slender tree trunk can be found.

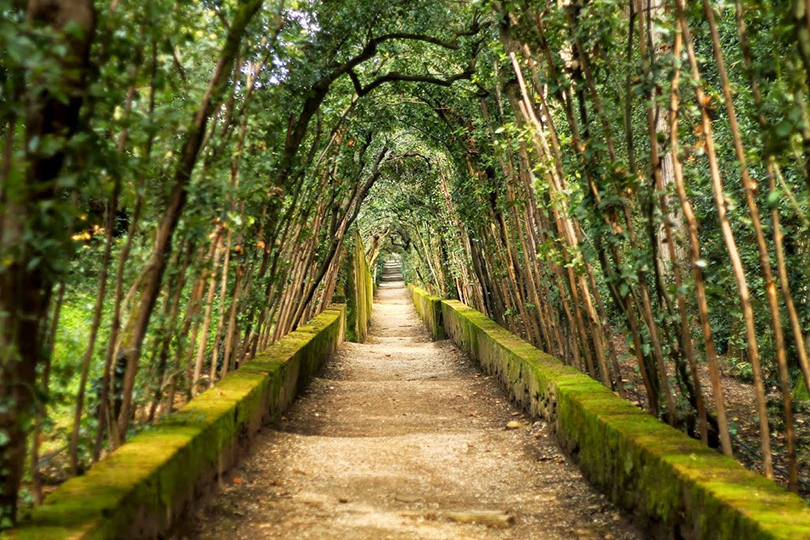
[30,281,66,505]
[209,227,233,385]
[668,19,732,455]
[115,0,265,442]
[700,0,796,488]
[69,66,142,473]
[94,39,160,458]
[736,0,810,408]
[676,0,770,473]
[148,240,193,422]
[193,234,224,396]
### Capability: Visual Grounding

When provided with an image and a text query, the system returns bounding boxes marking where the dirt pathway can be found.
[178,266,642,539]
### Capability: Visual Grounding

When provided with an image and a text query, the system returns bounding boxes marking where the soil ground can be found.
[175,268,642,539]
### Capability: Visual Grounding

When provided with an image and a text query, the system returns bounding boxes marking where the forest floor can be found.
[175,274,641,539]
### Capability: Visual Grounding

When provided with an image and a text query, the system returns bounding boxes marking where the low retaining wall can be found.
[410,288,810,539]
[345,232,373,343]
[10,307,345,540]
[408,285,444,340]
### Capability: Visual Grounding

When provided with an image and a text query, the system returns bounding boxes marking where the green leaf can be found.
[766,190,781,209]
[775,121,792,138]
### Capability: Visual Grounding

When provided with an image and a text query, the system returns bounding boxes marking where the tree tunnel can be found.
[3,0,810,528]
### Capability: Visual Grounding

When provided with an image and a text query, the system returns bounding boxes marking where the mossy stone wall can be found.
[345,232,373,343]
[8,306,346,540]
[410,289,810,539]
[408,285,444,341]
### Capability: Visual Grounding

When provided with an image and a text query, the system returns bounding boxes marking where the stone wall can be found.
[345,232,373,343]
[10,307,345,540]
[408,285,445,341]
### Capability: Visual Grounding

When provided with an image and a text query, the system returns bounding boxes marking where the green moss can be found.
[794,377,809,402]
[410,286,445,340]
[8,308,345,540]
[344,233,373,343]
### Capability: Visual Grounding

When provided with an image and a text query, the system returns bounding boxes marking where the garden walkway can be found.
[180,266,641,539]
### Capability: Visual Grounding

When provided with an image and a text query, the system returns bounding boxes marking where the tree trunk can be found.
[114,0,265,441]
[675,0,771,474]
[0,0,95,524]
[192,235,224,396]
[701,0,795,488]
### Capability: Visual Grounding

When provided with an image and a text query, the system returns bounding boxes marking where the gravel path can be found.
[177,266,642,539]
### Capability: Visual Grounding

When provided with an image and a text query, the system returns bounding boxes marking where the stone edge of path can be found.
[409,285,445,341]
[7,306,346,540]
[409,285,810,540]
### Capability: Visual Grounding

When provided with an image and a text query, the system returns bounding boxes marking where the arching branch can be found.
[370,24,481,50]
[347,68,474,97]
[278,19,485,188]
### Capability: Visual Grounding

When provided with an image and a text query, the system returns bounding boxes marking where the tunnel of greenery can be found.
[2,0,810,527]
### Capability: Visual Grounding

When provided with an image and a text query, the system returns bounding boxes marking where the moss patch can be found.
[409,285,445,340]
[793,377,809,402]
[344,233,373,343]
